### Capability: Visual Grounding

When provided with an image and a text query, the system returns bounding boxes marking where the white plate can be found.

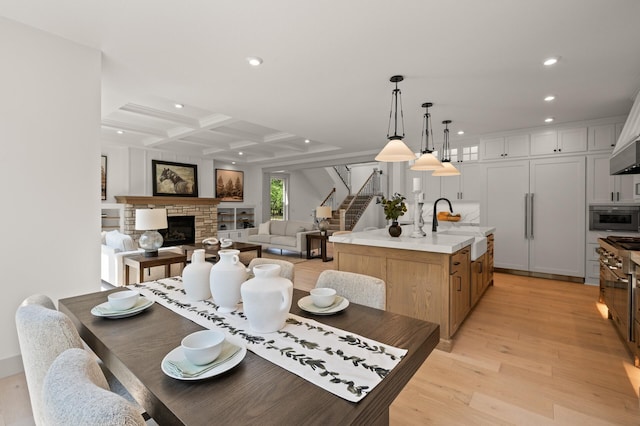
[91,297,154,319]
[161,343,246,381]
[297,295,349,315]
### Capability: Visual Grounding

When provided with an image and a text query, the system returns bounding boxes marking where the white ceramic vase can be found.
[241,264,293,333]
[182,249,213,301]
[209,249,247,313]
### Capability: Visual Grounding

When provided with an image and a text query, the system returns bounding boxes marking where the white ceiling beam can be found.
[101,119,167,137]
[120,103,201,127]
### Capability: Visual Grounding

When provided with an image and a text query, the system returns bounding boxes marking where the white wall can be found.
[0,18,101,376]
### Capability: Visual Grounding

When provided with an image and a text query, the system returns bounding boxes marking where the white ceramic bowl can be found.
[107,290,139,311]
[310,287,337,308]
[181,330,225,365]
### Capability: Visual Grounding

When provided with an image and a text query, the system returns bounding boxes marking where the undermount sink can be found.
[438,229,487,260]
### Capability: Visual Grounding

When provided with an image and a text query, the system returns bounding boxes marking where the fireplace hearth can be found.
[160,216,195,246]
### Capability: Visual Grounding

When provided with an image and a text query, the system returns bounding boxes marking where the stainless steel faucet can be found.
[432,198,453,232]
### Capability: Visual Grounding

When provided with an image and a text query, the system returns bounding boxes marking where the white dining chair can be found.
[315,270,386,310]
[15,294,149,425]
[42,348,146,426]
[248,258,295,281]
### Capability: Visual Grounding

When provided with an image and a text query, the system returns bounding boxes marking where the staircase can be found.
[325,194,375,231]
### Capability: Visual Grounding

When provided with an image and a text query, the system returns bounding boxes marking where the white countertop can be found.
[329,226,495,254]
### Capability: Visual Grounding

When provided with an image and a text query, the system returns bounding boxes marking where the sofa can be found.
[101,230,184,286]
[246,220,316,256]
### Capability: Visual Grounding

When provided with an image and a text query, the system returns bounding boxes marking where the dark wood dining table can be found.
[59,287,439,425]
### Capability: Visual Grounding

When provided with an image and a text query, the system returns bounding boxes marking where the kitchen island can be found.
[330,226,495,351]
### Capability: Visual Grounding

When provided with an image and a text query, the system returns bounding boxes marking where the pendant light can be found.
[410,102,443,170]
[375,75,416,162]
[432,120,460,176]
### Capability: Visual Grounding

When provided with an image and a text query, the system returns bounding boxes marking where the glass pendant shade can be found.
[375,138,416,162]
[432,161,460,176]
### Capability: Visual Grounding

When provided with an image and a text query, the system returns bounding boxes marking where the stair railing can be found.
[333,165,351,194]
[320,187,336,210]
[343,169,382,230]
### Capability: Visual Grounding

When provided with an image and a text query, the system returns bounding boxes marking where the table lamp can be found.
[316,206,332,235]
[135,208,168,257]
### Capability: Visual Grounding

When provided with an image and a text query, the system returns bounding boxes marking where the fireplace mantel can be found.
[115,196,220,206]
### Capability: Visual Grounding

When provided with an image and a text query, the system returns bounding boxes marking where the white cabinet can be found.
[216,206,255,241]
[217,229,249,241]
[530,128,587,156]
[481,134,529,160]
[586,154,635,203]
[485,157,585,278]
[588,122,625,151]
[101,204,123,232]
[440,163,483,201]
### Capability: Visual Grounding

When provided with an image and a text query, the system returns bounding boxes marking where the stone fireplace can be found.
[115,196,219,245]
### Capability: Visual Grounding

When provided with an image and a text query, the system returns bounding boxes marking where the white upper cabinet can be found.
[588,122,625,151]
[530,128,587,156]
[440,163,483,201]
[481,134,529,160]
[586,154,635,203]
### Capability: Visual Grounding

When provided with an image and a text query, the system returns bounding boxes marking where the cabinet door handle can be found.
[611,192,614,201]
[530,193,534,239]
[479,261,483,273]
[617,192,620,201]
[453,261,461,266]
[524,193,529,239]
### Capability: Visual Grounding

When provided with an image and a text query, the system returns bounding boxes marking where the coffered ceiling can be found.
[2,0,640,167]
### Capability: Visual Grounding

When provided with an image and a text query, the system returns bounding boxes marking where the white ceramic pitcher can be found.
[241,264,293,333]
[209,249,247,313]
[182,249,213,301]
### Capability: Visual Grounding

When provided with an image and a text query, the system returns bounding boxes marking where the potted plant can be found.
[380,192,407,237]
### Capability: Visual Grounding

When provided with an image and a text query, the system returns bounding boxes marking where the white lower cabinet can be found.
[217,229,248,241]
[485,156,586,278]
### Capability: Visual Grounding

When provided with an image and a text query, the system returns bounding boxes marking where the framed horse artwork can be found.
[152,160,199,197]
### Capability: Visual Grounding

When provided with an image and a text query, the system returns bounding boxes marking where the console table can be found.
[123,252,187,284]
[306,232,333,262]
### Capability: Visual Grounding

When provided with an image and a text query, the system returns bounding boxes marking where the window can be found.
[270,175,288,220]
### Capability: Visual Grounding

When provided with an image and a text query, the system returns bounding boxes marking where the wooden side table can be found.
[306,232,333,262]
[123,251,187,284]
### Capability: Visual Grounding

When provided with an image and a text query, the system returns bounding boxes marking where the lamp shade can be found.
[410,152,443,170]
[135,208,168,230]
[375,138,417,162]
[431,162,461,176]
[316,206,332,219]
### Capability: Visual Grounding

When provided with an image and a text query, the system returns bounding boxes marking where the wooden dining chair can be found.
[42,348,146,426]
[248,258,295,281]
[15,294,148,425]
[315,270,386,310]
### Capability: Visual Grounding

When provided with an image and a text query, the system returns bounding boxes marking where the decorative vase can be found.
[388,221,402,237]
[182,249,213,301]
[241,264,293,333]
[209,249,247,313]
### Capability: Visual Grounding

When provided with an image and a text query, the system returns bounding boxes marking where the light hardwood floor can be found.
[3,247,640,425]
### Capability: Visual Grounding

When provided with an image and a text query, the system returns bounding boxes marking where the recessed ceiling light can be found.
[457,131,464,135]
[238,152,244,156]
[545,117,554,123]
[543,57,559,66]
[544,95,556,102]
[246,56,263,67]
[304,139,310,144]
[116,130,124,135]
[232,161,236,165]
[174,103,184,109]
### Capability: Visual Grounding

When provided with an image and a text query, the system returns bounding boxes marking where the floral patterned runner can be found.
[130,277,407,402]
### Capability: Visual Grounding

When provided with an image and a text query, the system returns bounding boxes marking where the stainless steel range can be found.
[598,236,639,349]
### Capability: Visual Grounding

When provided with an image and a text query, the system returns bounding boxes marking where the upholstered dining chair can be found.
[314,270,386,310]
[248,258,295,281]
[15,294,147,425]
[42,348,146,426]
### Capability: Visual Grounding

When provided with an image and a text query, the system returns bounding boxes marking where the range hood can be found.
[611,90,640,175]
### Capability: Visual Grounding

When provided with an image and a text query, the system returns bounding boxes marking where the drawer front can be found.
[450,248,469,274]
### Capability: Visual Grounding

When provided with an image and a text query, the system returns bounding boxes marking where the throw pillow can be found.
[105,230,135,252]
[258,221,270,235]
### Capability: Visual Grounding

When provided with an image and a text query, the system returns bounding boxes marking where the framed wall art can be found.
[215,169,244,202]
[152,160,199,197]
[101,155,107,200]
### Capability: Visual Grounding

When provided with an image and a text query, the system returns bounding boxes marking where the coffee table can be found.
[181,241,262,262]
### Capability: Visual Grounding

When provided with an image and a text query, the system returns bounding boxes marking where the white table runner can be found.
[130,277,407,402]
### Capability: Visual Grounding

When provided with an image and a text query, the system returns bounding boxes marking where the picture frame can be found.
[101,155,107,200]
[152,160,199,197]
[215,169,244,202]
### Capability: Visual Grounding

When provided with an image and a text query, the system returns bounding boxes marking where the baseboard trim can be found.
[495,268,584,284]
[0,354,24,378]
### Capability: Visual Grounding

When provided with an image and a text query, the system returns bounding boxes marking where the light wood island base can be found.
[334,238,493,351]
